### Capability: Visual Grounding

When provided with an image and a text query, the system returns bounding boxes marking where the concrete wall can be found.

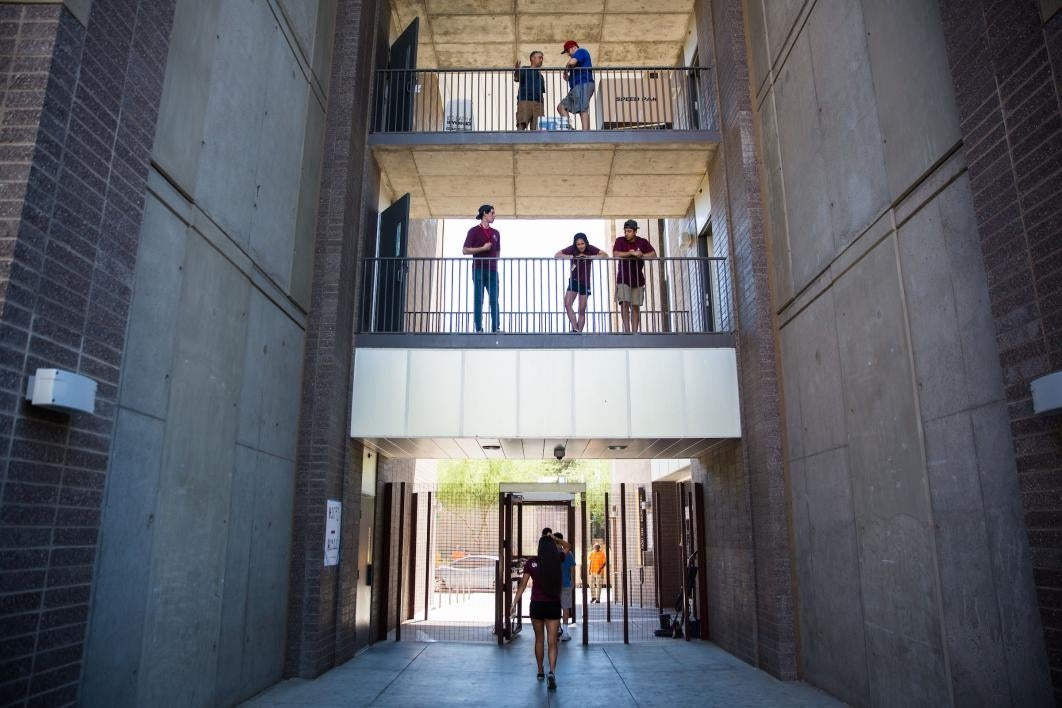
[745,0,1051,704]
[83,1,337,705]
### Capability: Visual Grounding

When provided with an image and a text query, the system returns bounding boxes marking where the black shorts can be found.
[567,279,590,296]
[529,600,562,620]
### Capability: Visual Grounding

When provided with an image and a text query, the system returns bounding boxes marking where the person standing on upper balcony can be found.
[462,204,501,333]
[555,232,605,333]
[557,40,594,130]
[612,219,656,334]
[514,50,546,130]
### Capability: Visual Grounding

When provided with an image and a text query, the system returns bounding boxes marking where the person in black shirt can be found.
[514,51,545,130]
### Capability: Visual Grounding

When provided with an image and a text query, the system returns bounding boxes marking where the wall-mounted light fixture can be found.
[25,369,96,415]
[1032,371,1062,416]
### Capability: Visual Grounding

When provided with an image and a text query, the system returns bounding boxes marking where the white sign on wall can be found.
[324,500,341,566]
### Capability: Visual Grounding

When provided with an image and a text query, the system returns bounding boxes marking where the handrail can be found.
[372,66,710,133]
[358,256,731,335]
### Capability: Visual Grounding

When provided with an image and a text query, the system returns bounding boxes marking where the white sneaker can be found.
[560,630,572,642]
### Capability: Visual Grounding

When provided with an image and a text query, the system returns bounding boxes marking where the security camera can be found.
[553,444,565,461]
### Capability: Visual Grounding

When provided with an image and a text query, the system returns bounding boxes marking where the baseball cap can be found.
[623,219,639,230]
[562,40,578,54]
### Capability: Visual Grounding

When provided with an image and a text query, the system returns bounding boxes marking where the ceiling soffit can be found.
[389,0,697,69]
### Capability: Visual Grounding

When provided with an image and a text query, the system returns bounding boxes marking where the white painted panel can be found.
[408,350,462,436]
[573,349,630,438]
[683,349,742,437]
[629,349,685,438]
[518,350,573,437]
[350,349,407,437]
[463,350,519,437]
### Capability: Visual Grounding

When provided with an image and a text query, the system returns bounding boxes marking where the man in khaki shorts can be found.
[612,219,657,333]
[513,51,545,130]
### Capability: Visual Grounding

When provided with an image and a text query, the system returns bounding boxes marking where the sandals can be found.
[547,672,557,690]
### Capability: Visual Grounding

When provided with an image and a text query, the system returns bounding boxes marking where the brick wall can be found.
[285,0,386,679]
[0,1,175,705]
[938,1,1062,700]
[0,6,61,312]
[694,0,798,680]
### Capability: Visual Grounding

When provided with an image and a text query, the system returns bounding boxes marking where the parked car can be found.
[434,554,498,592]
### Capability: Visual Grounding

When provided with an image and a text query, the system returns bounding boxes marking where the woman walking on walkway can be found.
[510,533,571,689]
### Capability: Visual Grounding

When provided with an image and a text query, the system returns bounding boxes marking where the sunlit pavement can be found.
[241,641,843,707]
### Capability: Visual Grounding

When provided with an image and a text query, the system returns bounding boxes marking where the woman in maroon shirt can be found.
[554,232,605,333]
[510,533,570,689]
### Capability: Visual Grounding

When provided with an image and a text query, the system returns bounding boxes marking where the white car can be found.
[434,555,498,592]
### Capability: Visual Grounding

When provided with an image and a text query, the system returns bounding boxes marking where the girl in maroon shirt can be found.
[555,232,605,333]
[510,533,570,689]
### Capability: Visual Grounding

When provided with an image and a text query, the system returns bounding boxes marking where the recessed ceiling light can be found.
[482,444,501,450]
[608,445,627,451]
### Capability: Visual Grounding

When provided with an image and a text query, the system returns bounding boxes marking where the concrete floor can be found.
[241,641,843,707]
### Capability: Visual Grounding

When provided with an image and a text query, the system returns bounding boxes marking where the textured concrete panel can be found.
[607,174,702,197]
[194,0,274,247]
[785,289,847,459]
[601,196,692,216]
[611,147,709,174]
[572,349,628,438]
[923,411,1009,705]
[215,445,256,708]
[427,195,516,217]
[409,350,462,435]
[234,447,296,700]
[311,0,337,95]
[969,403,1053,705]
[598,42,681,65]
[291,100,326,310]
[277,0,317,60]
[351,349,408,436]
[517,14,603,42]
[249,32,311,289]
[236,290,304,460]
[463,350,518,436]
[779,323,804,462]
[745,0,770,90]
[898,175,1005,422]
[834,238,947,705]
[759,91,792,303]
[431,16,515,42]
[517,174,609,197]
[861,0,961,199]
[422,174,514,197]
[515,148,613,175]
[139,233,251,707]
[430,0,513,13]
[602,14,688,42]
[763,0,803,66]
[629,349,683,437]
[414,149,515,175]
[807,0,889,246]
[795,447,870,707]
[515,196,605,216]
[153,0,222,192]
[605,0,691,11]
[81,410,164,708]
[518,350,573,437]
[120,193,187,419]
[774,33,830,291]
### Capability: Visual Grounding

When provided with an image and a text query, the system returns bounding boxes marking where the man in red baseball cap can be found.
[558,40,595,130]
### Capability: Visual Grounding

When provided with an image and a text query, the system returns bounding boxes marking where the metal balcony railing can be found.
[358,256,731,335]
[373,66,709,133]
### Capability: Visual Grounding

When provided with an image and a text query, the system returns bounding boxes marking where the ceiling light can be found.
[608,445,627,451]
[482,444,501,450]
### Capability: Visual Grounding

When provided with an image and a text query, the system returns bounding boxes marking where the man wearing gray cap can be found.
[612,219,656,333]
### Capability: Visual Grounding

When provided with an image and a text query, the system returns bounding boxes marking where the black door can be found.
[378,18,419,132]
[374,194,410,332]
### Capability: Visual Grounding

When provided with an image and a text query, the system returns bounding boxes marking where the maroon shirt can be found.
[613,236,656,287]
[464,225,500,271]
[523,553,565,602]
[561,244,602,284]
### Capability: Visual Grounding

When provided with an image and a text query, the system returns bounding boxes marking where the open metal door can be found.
[376,18,419,132]
[374,194,410,332]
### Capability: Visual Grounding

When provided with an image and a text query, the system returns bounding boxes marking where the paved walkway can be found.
[242,641,844,707]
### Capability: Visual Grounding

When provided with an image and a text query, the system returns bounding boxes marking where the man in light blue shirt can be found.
[555,532,576,640]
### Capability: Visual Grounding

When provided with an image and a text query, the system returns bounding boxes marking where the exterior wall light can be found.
[1031,371,1062,416]
[25,369,96,415]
